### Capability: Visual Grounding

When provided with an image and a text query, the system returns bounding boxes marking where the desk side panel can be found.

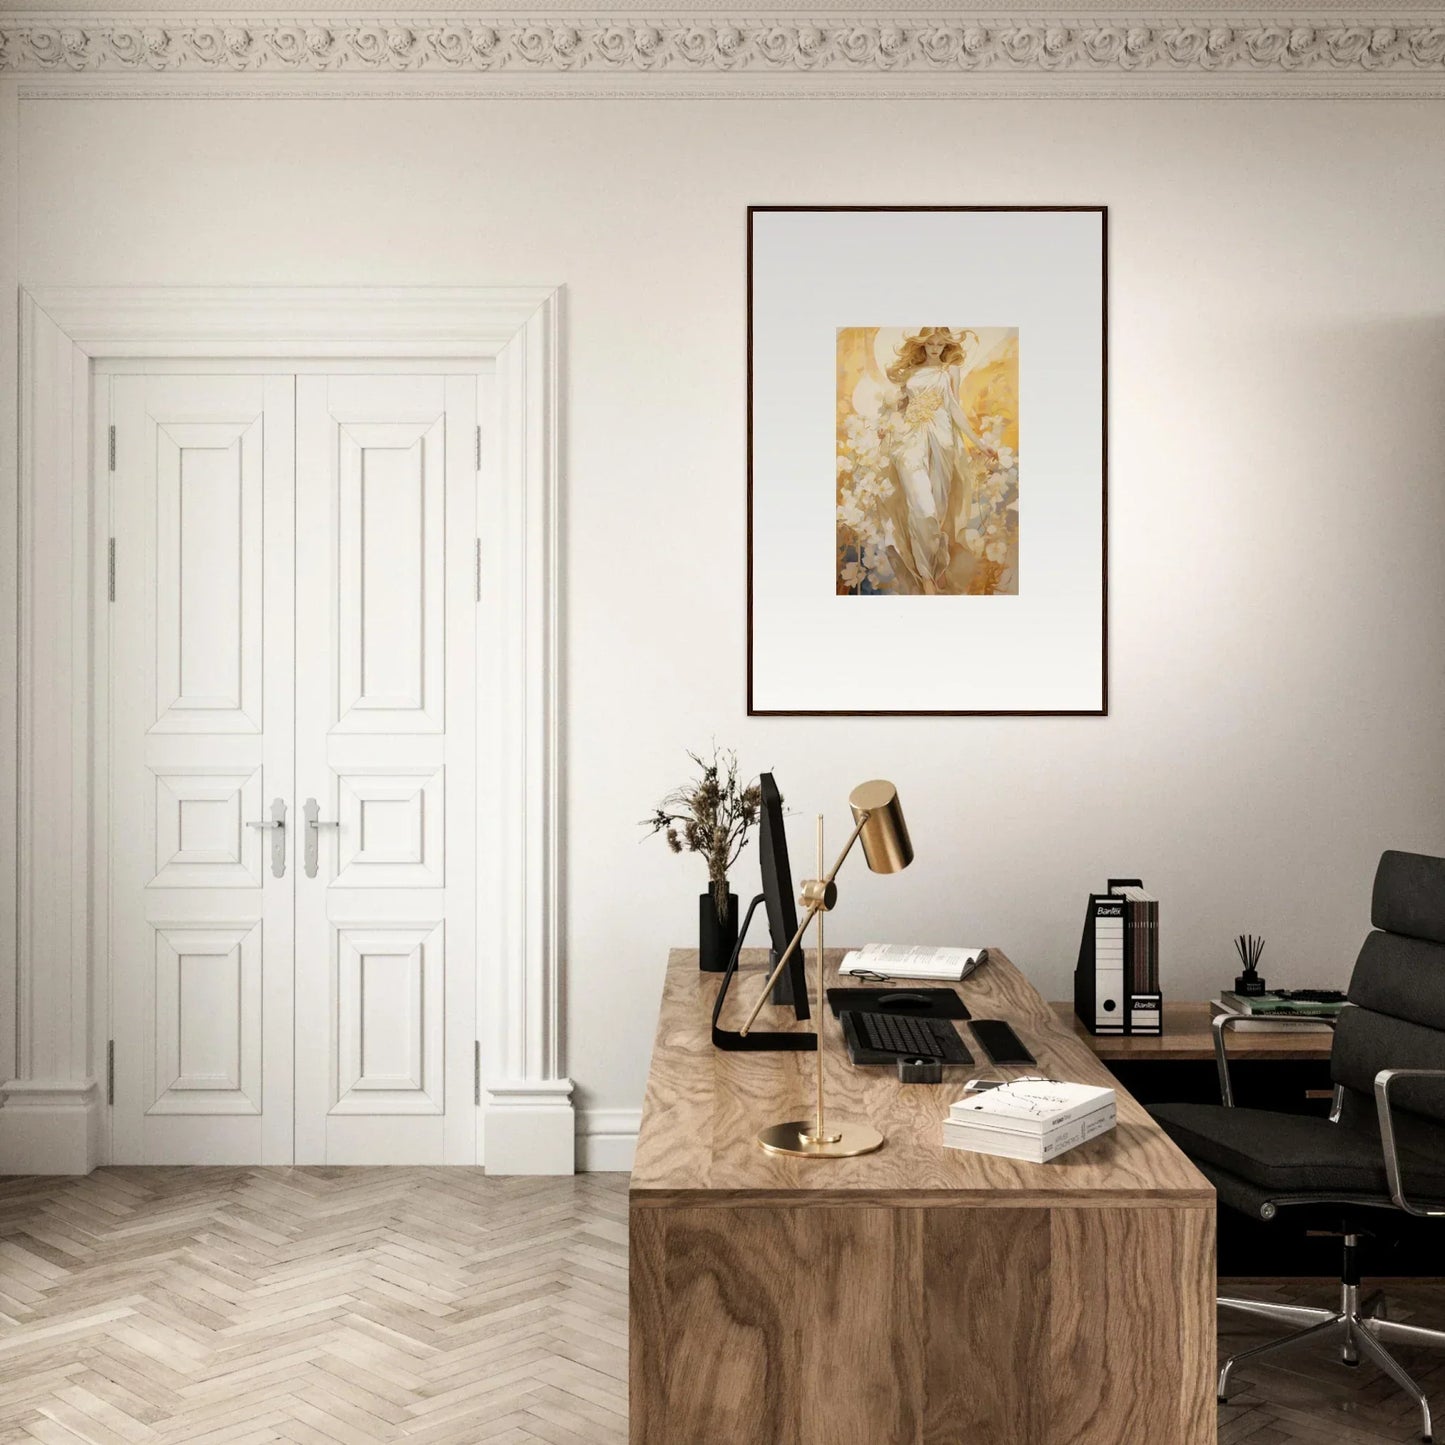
[629,1205,667,1444]
[632,1202,800,1443]
[922,1206,1052,1444]
[629,1199,1215,1445]
[796,1206,924,1445]
[1049,1204,1217,1445]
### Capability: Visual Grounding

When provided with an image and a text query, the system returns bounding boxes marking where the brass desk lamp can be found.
[739,779,913,1158]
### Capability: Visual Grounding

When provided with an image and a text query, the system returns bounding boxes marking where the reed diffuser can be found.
[1234,934,1267,997]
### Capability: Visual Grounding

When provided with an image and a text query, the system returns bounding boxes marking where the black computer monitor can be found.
[710,772,815,1051]
[758,773,810,1020]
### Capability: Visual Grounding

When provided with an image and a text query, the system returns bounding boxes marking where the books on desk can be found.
[1211,992,1340,1033]
[839,943,985,982]
[942,1080,1117,1163]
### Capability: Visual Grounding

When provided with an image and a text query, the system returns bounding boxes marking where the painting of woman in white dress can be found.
[836,326,1019,597]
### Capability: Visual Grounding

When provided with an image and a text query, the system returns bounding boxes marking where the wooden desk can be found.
[630,949,1216,1445]
[1053,1000,1334,1063]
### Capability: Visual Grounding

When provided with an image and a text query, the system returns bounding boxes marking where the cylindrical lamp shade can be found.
[848,780,913,874]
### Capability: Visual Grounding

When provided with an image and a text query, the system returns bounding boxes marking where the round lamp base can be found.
[756,1119,885,1158]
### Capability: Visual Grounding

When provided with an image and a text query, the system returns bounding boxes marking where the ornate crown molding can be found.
[3,12,1445,88]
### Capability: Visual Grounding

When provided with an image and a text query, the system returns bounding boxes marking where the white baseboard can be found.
[576,1108,639,1173]
[483,1080,576,1175]
[0,1080,636,1176]
[0,1080,102,1175]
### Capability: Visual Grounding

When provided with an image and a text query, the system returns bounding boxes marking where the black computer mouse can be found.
[877,992,931,1010]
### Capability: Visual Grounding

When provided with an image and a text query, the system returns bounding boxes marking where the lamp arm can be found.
[818,811,870,890]
[737,900,822,1039]
[738,812,870,1038]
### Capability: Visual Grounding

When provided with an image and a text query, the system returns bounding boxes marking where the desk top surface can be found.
[1053,1000,1334,1062]
[630,948,1213,1206]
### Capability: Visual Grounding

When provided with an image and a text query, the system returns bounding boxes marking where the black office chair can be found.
[1150,849,1445,1443]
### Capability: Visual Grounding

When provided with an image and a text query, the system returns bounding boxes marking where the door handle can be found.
[303,797,340,879]
[246,797,288,879]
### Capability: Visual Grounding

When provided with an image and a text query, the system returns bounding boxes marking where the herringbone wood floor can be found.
[0,1169,1441,1443]
[0,1169,629,1444]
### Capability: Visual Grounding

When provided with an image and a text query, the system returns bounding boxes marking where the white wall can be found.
[16,95,1445,1145]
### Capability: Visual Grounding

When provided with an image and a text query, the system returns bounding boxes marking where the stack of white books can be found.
[942,1080,1117,1163]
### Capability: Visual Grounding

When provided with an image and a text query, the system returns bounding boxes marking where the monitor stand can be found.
[711,895,816,1052]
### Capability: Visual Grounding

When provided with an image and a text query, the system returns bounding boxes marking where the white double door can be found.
[108,370,481,1165]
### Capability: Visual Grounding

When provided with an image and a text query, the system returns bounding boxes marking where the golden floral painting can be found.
[836,326,1019,596]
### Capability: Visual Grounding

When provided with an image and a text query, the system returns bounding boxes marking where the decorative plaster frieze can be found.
[3,13,1445,80]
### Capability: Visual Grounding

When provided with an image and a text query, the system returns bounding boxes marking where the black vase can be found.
[699,888,739,972]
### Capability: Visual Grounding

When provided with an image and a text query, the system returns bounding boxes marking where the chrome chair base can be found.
[1219,1281,1445,1443]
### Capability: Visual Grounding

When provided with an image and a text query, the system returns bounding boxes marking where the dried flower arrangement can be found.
[643,746,763,922]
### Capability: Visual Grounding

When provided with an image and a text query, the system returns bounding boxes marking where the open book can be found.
[838,943,986,982]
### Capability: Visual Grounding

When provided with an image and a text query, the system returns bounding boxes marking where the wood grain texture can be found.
[0,1167,629,1445]
[631,949,1213,1204]
[1054,1000,1334,1062]
[922,1207,1051,1445]
[1048,1205,1216,1445]
[661,1208,796,1443]
[630,1202,1215,1445]
[795,1207,921,1445]
[628,1204,667,1445]
[629,949,1218,1445]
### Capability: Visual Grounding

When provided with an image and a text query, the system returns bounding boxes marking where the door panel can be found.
[150,766,264,888]
[149,922,262,1114]
[336,421,445,732]
[109,375,295,1164]
[333,921,445,1114]
[152,422,264,732]
[333,767,445,888]
[294,374,478,1164]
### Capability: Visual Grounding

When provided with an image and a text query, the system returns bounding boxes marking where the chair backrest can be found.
[1332,851,1445,1129]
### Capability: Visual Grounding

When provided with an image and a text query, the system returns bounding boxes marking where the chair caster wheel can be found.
[1343,1358,1360,1368]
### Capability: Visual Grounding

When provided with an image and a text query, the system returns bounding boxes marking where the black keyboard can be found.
[843,1011,973,1064]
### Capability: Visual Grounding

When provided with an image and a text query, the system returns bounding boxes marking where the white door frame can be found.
[1,286,573,1175]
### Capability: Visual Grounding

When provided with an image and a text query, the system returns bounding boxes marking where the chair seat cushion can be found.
[1149,1102,1445,1199]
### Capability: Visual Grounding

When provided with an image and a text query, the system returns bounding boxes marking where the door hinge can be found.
[474,1041,481,1107]
[107,538,116,603]
[107,425,116,472]
[106,1040,115,1106]
[474,539,482,603]
[475,424,482,472]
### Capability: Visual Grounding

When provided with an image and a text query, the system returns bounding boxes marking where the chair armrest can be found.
[1212,1010,1339,1108]
[1374,1068,1445,1217]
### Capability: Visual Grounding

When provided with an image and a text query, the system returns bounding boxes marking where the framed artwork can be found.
[747,205,1108,716]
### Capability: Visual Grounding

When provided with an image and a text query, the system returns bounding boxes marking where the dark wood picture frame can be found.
[746,204,1109,717]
